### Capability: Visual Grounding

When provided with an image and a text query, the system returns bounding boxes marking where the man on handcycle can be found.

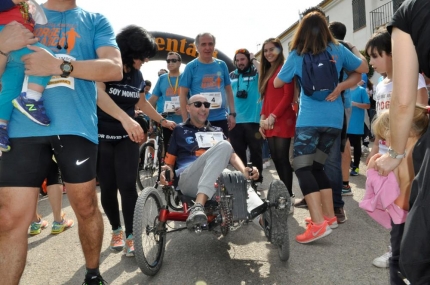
[161,94,259,229]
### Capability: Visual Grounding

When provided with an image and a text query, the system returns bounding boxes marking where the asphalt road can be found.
[21,155,391,285]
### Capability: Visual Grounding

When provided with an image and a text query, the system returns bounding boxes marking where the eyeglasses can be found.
[188,101,211,108]
[235,48,249,55]
[166,59,180,63]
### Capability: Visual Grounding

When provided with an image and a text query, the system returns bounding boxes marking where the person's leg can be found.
[389,221,405,285]
[341,139,352,190]
[229,123,247,166]
[245,123,263,183]
[47,184,63,222]
[267,137,293,196]
[323,134,345,211]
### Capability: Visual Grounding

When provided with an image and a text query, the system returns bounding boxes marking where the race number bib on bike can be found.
[164,96,179,112]
[195,132,224,148]
[201,92,222,109]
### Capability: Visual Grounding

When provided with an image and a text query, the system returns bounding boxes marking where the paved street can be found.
[22,155,391,285]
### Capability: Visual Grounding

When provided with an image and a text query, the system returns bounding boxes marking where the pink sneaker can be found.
[304,215,338,229]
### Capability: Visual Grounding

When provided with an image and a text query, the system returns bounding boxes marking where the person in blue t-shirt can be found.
[179,32,236,137]
[274,11,368,244]
[347,84,370,176]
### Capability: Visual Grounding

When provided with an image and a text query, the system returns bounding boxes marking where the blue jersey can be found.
[8,6,118,144]
[152,73,183,124]
[229,66,261,124]
[179,58,231,121]
[277,43,362,129]
[347,86,370,135]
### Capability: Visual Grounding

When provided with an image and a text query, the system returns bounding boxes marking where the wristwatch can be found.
[229,112,237,118]
[60,60,73,78]
[388,147,406,159]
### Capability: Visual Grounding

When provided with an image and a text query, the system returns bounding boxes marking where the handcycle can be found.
[133,165,291,276]
[136,112,182,211]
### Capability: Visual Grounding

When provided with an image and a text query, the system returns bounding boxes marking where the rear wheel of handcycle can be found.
[137,142,160,190]
[133,187,166,276]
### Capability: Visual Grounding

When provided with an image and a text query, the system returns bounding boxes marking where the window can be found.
[352,0,366,31]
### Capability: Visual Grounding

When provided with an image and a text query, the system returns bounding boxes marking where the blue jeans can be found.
[324,133,344,208]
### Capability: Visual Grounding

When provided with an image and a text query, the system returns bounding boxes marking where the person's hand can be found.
[260,119,270,130]
[160,165,174,185]
[244,166,259,181]
[174,107,181,116]
[374,153,402,176]
[228,115,236,130]
[0,21,37,53]
[367,153,382,170]
[162,119,176,130]
[259,127,266,139]
[267,115,275,129]
[366,145,379,165]
[134,110,144,117]
[22,45,61,77]
[121,117,144,143]
[325,85,341,102]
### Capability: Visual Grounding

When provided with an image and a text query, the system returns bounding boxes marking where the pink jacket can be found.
[359,169,408,229]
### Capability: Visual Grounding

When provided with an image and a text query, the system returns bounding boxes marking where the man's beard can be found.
[238,63,251,74]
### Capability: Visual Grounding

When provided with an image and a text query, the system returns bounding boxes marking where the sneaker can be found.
[361,145,369,156]
[186,203,207,230]
[305,216,338,229]
[342,185,353,196]
[82,274,107,285]
[296,220,332,244]
[0,125,11,152]
[372,247,392,268]
[289,205,294,215]
[51,215,74,234]
[12,92,50,126]
[293,198,308,208]
[264,160,271,168]
[29,219,48,235]
[110,227,125,251]
[350,167,359,176]
[334,207,347,224]
[124,234,135,257]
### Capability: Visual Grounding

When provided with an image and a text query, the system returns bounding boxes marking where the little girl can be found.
[360,106,429,285]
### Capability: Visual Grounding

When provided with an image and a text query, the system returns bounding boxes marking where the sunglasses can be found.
[188,101,211,108]
[235,48,249,55]
[166,59,180,63]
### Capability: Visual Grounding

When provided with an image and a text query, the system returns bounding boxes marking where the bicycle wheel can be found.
[137,142,159,190]
[134,187,166,276]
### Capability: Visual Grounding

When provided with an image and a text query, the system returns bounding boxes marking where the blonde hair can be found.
[372,105,429,140]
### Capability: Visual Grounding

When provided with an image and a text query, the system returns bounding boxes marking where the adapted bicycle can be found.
[133,169,291,276]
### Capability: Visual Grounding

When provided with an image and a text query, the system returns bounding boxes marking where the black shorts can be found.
[46,158,63,186]
[0,135,97,187]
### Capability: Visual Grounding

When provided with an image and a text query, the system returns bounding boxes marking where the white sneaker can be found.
[288,205,294,215]
[265,160,271,167]
[361,145,369,155]
[372,247,391,268]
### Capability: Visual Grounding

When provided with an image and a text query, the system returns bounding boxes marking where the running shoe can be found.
[0,125,11,152]
[334,207,347,223]
[293,198,308,208]
[350,167,359,176]
[110,227,125,251]
[29,219,48,235]
[342,185,353,196]
[296,220,332,244]
[304,215,338,229]
[186,203,207,230]
[82,274,107,285]
[124,234,135,257]
[12,92,50,126]
[51,215,74,234]
[372,247,392,268]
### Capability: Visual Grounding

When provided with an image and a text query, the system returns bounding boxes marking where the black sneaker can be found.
[82,275,107,285]
[186,203,207,230]
[293,198,307,208]
[334,207,347,224]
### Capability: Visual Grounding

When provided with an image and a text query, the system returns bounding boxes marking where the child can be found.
[360,106,429,285]
[363,26,428,268]
[0,0,52,152]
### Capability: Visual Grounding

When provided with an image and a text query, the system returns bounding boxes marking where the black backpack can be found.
[300,49,338,101]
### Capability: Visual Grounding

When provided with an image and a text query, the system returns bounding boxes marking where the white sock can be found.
[25,89,43,101]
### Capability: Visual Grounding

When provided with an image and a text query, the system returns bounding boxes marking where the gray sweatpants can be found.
[178,140,233,199]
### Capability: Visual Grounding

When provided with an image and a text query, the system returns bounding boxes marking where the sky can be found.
[38,0,323,87]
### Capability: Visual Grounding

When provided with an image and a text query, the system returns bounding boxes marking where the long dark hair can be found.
[116,25,158,70]
[290,11,338,55]
[258,38,285,100]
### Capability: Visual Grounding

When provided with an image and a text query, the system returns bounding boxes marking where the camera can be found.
[236,90,248,99]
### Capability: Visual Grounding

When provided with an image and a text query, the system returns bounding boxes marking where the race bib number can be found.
[195,132,224,148]
[201,92,222,109]
[46,54,76,90]
[164,96,179,112]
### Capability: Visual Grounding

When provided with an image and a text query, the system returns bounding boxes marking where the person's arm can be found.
[417,87,428,106]
[250,53,260,73]
[22,45,123,82]
[325,72,362,102]
[229,152,259,180]
[366,134,380,165]
[225,84,236,130]
[96,82,144,143]
[351,101,370,109]
[0,21,38,76]
[136,92,176,130]
[375,27,418,175]
[179,86,189,122]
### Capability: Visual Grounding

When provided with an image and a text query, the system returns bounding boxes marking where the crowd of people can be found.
[0,0,429,284]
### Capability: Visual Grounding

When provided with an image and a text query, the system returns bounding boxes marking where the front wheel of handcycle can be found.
[133,187,166,276]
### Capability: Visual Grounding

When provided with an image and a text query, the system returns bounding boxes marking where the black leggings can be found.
[267,137,293,196]
[97,138,139,237]
[348,134,362,168]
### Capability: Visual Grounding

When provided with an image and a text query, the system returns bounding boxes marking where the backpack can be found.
[300,49,338,101]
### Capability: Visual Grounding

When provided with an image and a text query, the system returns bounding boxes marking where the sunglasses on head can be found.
[188,101,211,108]
[235,48,249,55]
[166,59,180,63]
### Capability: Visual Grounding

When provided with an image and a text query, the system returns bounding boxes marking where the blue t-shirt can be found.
[8,6,118,144]
[179,58,231,121]
[152,73,183,124]
[277,43,362,129]
[229,66,261,124]
[347,86,370,135]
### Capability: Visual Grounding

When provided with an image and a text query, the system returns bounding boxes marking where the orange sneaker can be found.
[304,216,338,229]
[296,220,332,244]
[110,228,125,251]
